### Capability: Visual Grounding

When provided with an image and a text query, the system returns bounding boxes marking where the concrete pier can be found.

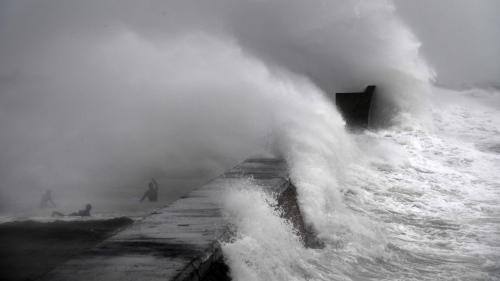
[42,158,302,281]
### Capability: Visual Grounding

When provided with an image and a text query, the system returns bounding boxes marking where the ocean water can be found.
[0,1,498,280]
[221,87,500,281]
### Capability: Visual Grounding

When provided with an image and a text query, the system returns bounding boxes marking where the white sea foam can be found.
[1,1,498,280]
[221,85,500,280]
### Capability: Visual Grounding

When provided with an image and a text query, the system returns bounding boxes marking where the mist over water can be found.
[0,0,433,212]
[221,86,500,280]
[1,0,499,280]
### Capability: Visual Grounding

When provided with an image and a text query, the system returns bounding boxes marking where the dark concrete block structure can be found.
[335,85,375,128]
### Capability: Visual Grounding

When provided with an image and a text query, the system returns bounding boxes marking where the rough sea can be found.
[221,86,500,281]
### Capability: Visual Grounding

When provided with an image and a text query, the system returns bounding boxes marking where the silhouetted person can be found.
[140,178,159,202]
[40,189,56,208]
[52,204,92,217]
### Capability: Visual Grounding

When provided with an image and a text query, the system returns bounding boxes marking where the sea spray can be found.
[219,74,390,280]
[213,0,440,278]
[2,1,499,280]
[221,86,500,281]
[0,0,435,212]
[221,183,309,281]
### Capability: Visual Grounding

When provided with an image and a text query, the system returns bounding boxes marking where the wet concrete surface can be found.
[38,158,309,281]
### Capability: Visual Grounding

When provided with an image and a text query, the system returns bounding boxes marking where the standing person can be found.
[39,189,56,208]
[140,178,159,202]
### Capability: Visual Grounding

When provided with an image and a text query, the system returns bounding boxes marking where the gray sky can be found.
[396,0,500,87]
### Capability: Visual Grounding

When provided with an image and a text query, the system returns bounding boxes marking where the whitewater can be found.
[220,86,500,280]
[1,1,499,280]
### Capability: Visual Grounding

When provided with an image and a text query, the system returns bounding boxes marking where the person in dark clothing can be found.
[40,189,56,208]
[140,178,159,202]
[69,204,92,216]
[51,204,92,217]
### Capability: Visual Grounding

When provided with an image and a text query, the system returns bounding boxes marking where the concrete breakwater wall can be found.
[41,158,312,281]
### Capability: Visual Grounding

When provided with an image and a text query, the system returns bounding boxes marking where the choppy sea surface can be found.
[1,87,498,281]
[222,87,500,281]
